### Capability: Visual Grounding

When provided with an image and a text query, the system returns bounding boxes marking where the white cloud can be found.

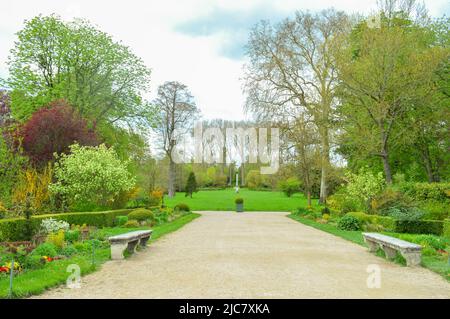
[0,0,448,121]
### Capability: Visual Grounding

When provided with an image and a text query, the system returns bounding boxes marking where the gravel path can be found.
[35,211,450,299]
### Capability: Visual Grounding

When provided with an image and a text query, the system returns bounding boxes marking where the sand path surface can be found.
[35,211,450,299]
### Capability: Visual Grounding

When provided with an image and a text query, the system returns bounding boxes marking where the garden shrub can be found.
[174,203,190,212]
[31,243,57,258]
[397,182,450,202]
[64,230,80,243]
[23,255,45,270]
[61,245,77,257]
[40,218,70,234]
[235,198,244,204]
[128,209,154,222]
[386,207,424,221]
[394,220,444,235]
[344,169,385,209]
[123,220,139,228]
[153,208,170,225]
[73,242,91,253]
[0,209,133,241]
[46,230,65,249]
[419,201,449,220]
[370,188,414,215]
[345,212,395,231]
[321,207,330,216]
[115,215,128,226]
[49,143,136,208]
[337,215,361,231]
[390,234,448,251]
[278,177,301,197]
[444,219,450,240]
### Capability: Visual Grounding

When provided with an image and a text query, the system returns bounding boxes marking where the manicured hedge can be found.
[394,219,444,236]
[0,209,133,241]
[443,219,450,240]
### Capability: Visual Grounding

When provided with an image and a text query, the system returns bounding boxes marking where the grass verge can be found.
[0,213,201,298]
[288,213,450,281]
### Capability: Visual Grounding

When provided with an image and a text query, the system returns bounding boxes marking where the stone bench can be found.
[362,232,422,267]
[108,230,153,260]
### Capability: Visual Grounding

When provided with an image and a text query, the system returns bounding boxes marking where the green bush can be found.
[419,201,449,220]
[444,219,450,240]
[321,207,331,216]
[61,245,78,257]
[337,215,361,231]
[345,212,395,231]
[394,220,444,235]
[370,188,413,215]
[174,203,190,212]
[235,198,244,204]
[73,242,91,253]
[389,233,448,251]
[153,209,170,225]
[0,209,133,241]
[278,177,301,197]
[31,243,58,258]
[386,207,424,221]
[64,230,80,243]
[128,209,154,222]
[123,220,140,228]
[398,182,450,202]
[115,215,128,226]
[23,255,45,270]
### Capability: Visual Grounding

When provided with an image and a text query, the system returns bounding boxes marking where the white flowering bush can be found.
[49,143,136,207]
[344,168,385,204]
[40,218,70,234]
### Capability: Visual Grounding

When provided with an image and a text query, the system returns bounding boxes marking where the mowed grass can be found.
[0,213,200,298]
[164,188,319,212]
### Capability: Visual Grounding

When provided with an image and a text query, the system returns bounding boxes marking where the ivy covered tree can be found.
[185,172,198,198]
[18,99,98,166]
[49,143,136,209]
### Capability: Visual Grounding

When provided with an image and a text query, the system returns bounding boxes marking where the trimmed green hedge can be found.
[394,219,444,236]
[0,209,133,241]
[443,219,450,240]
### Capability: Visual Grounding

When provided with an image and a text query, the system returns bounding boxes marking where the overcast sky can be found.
[0,0,449,120]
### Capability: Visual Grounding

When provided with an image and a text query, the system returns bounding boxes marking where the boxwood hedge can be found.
[0,209,133,241]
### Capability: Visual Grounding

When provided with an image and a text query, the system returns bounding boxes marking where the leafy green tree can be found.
[7,14,151,128]
[336,9,449,184]
[185,172,198,198]
[50,143,135,208]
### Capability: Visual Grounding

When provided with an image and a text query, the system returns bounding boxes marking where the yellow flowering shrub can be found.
[46,229,65,249]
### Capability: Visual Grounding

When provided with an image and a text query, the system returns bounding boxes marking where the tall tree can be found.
[7,15,151,128]
[336,3,449,183]
[154,81,199,198]
[245,9,351,203]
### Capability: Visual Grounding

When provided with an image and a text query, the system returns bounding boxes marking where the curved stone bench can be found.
[362,232,422,267]
[109,230,153,260]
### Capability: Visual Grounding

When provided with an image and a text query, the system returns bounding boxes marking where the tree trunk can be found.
[319,127,330,204]
[240,163,245,186]
[381,153,393,184]
[307,190,312,208]
[420,144,437,183]
[168,159,176,198]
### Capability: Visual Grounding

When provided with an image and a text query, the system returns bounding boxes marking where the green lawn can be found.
[164,188,319,212]
[289,214,450,281]
[0,213,200,298]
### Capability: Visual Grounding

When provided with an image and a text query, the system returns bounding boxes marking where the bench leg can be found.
[111,243,127,260]
[400,251,421,267]
[365,239,379,253]
[127,240,139,254]
[139,235,150,248]
[382,246,397,260]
